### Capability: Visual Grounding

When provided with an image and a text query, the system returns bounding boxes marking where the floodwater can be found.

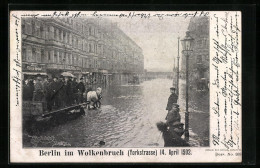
[24,78,209,147]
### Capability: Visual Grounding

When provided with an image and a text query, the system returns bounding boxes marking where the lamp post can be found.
[177,37,180,96]
[181,31,194,142]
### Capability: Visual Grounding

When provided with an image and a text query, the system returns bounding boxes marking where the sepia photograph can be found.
[20,15,209,148]
[10,10,242,163]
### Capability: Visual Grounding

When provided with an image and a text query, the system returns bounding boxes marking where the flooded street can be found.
[25,79,209,147]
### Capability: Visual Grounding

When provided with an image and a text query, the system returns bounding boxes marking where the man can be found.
[64,76,73,106]
[23,78,34,101]
[71,77,78,104]
[166,87,178,111]
[49,76,60,109]
[57,75,66,107]
[76,77,85,103]
[42,76,50,101]
[33,77,44,101]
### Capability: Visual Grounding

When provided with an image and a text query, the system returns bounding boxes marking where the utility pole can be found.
[173,57,175,86]
[177,37,180,96]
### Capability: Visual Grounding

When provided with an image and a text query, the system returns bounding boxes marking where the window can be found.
[48,51,51,62]
[32,20,35,36]
[22,48,26,61]
[59,30,62,41]
[32,48,36,62]
[40,26,44,38]
[63,32,66,43]
[54,51,57,63]
[25,20,32,35]
[54,28,57,40]
[22,21,25,34]
[36,25,40,37]
[89,27,91,35]
[41,49,44,62]
[89,44,92,52]
[76,38,78,48]
[27,48,32,62]
[59,52,62,64]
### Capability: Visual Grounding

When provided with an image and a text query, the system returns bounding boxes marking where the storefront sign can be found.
[23,64,46,72]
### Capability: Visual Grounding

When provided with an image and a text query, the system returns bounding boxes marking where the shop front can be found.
[22,63,48,80]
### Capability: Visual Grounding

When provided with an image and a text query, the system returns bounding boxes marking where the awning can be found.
[23,72,47,76]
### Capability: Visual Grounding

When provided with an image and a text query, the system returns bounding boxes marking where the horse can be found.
[84,87,102,110]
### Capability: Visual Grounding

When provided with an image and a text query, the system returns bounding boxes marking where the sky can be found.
[115,16,191,72]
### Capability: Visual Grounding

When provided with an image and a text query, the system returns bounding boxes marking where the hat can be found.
[172,121,184,126]
[170,87,176,90]
[172,103,179,108]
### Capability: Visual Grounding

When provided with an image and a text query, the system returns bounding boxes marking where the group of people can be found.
[23,75,88,111]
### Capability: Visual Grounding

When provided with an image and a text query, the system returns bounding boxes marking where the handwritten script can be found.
[20,11,209,20]
[211,12,241,150]
[12,13,22,106]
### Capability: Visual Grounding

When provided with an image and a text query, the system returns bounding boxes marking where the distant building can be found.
[180,17,209,90]
[21,17,144,85]
[144,71,173,80]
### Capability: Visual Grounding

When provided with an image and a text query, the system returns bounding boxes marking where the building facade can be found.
[180,16,209,90]
[21,17,144,85]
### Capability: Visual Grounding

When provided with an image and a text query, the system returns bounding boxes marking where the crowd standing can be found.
[23,75,87,111]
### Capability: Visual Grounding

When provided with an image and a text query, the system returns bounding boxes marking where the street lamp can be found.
[181,31,194,142]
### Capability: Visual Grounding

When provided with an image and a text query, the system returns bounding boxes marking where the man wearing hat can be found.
[166,87,178,111]
[33,77,44,101]
[49,76,59,110]
[76,77,85,103]
[23,78,34,101]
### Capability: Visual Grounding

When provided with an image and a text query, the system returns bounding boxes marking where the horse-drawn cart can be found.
[23,101,86,133]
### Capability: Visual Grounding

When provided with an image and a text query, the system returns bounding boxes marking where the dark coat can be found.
[77,82,85,93]
[23,83,34,101]
[33,81,44,101]
[163,130,189,147]
[49,81,60,99]
[166,93,178,110]
[72,80,78,93]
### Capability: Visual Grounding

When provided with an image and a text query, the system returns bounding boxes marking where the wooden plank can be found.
[42,103,87,117]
